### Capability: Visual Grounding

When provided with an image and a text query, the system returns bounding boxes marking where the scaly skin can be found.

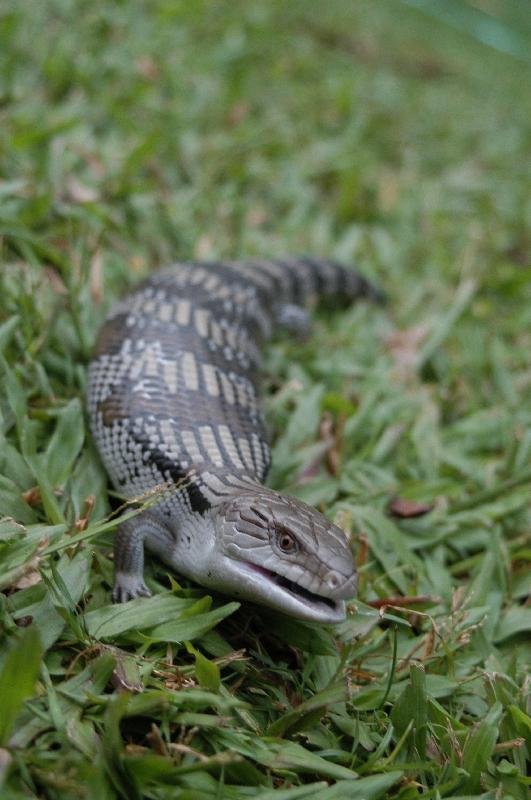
[88,258,383,622]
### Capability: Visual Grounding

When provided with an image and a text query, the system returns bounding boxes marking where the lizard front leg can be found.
[112,511,175,602]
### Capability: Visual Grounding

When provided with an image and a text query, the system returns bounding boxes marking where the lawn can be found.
[0,1,530,798]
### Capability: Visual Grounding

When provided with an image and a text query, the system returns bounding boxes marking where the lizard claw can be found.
[112,572,152,603]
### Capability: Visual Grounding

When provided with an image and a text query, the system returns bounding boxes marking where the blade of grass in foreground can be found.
[0,627,43,746]
[399,0,531,63]
[461,701,503,792]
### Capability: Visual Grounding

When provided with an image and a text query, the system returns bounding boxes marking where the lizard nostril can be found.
[325,570,357,599]
[327,573,340,589]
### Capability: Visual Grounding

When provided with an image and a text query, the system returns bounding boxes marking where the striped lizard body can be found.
[88,258,383,622]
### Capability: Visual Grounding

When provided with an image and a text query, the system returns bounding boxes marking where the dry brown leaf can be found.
[90,251,103,304]
[388,496,434,518]
[135,55,159,80]
[22,486,42,506]
[227,102,249,125]
[384,323,429,378]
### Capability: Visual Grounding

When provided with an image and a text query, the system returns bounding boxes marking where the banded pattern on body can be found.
[88,258,383,621]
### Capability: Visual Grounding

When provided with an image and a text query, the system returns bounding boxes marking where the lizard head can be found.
[204,488,357,623]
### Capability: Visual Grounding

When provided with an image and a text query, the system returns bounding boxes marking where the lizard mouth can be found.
[242,561,344,620]
[272,572,337,610]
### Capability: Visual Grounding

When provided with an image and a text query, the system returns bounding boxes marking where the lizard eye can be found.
[275,526,298,554]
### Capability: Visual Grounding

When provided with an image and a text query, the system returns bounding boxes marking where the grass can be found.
[0,0,530,797]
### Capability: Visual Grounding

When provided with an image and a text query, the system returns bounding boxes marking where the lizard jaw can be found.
[202,556,348,624]
[241,561,347,623]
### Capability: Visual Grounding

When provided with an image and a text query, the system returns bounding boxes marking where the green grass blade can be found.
[0,627,43,746]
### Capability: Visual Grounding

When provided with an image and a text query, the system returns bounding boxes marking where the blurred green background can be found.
[0,2,530,798]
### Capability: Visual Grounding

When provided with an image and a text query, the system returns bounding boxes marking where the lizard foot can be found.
[112,571,152,603]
